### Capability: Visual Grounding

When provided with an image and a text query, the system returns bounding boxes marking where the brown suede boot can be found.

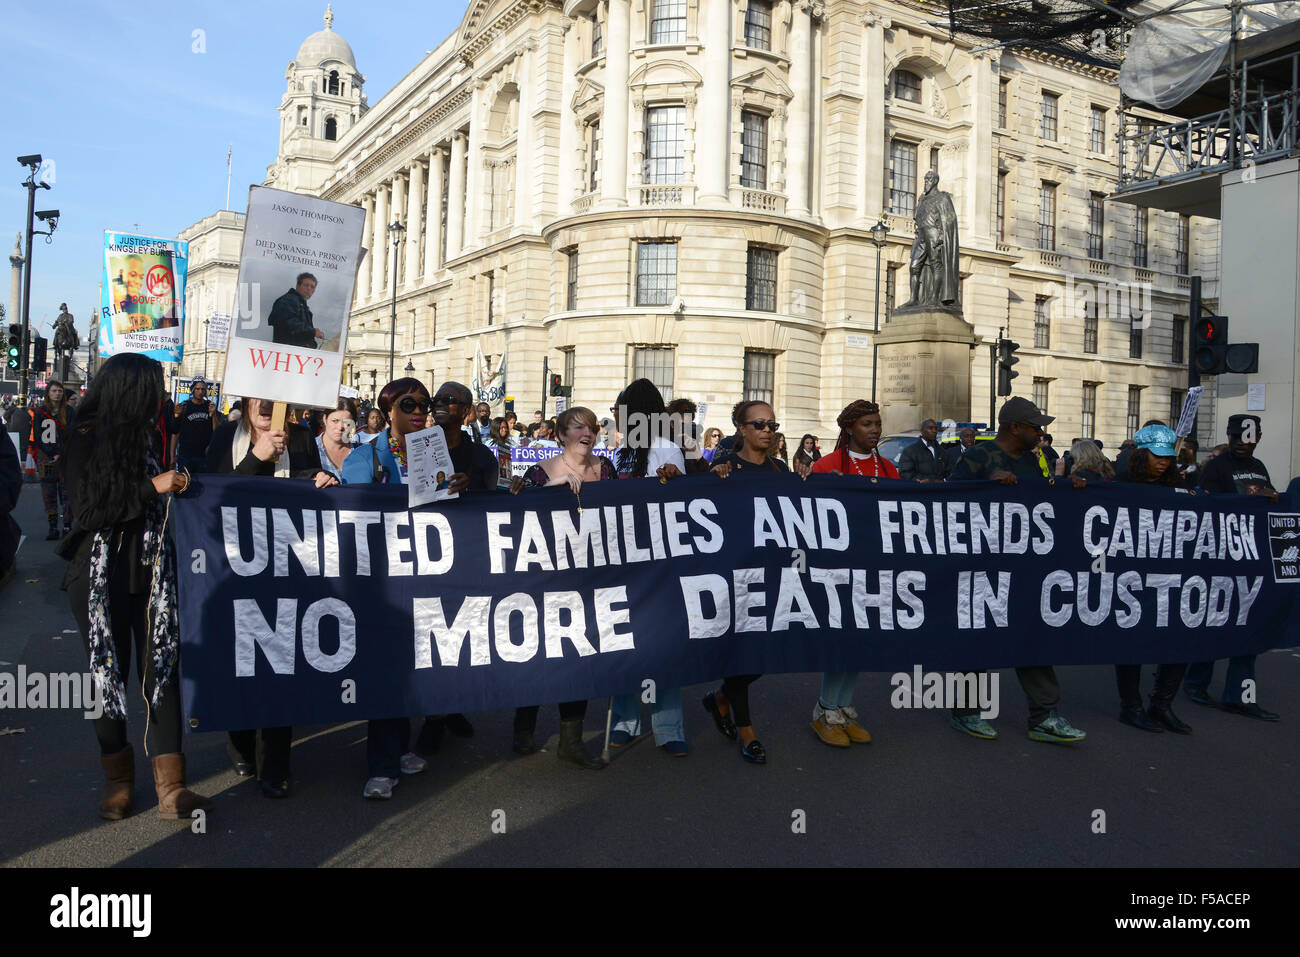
[99,745,135,820]
[151,753,213,820]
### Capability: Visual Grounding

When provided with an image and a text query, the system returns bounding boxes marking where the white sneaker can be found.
[399,752,427,775]
[363,776,397,799]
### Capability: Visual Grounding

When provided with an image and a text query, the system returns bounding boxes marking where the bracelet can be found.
[176,468,191,494]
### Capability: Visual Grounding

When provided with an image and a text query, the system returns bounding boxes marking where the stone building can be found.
[181,1,1215,449]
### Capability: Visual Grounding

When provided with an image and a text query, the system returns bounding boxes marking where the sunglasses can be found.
[743,419,780,432]
[397,397,434,414]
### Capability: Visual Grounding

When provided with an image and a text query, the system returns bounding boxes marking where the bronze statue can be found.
[54,304,80,358]
[901,170,961,312]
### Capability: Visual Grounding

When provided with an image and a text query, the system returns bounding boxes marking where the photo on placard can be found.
[99,231,189,363]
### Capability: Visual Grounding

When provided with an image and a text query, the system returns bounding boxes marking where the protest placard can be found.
[405,425,459,507]
[99,231,188,362]
[222,186,365,409]
[206,313,232,351]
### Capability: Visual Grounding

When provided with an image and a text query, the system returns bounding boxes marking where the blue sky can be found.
[0,0,470,338]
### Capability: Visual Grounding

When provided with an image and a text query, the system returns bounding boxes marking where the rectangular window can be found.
[633,346,674,401]
[1172,315,1186,364]
[1083,301,1099,354]
[746,245,777,312]
[1134,207,1149,267]
[563,347,575,389]
[439,157,450,264]
[1034,296,1051,348]
[741,111,769,190]
[1176,214,1190,274]
[1170,388,1186,426]
[486,271,495,326]
[1042,91,1059,141]
[1129,314,1143,359]
[998,79,1009,128]
[744,0,772,50]
[1081,382,1098,439]
[565,248,578,311]
[636,241,677,306]
[889,140,918,217]
[1088,192,1105,260]
[592,17,603,57]
[644,106,685,184]
[885,266,897,321]
[743,351,776,405]
[1127,385,1142,437]
[996,171,1007,241]
[587,120,602,193]
[929,147,940,173]
[894,70,922,104]
[1038,181,1056,251]
[1033,377,1049,415]
[1090,105,1106,153]
[649,0,687,44]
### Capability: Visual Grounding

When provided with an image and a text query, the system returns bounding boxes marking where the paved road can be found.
[1,481,1297,867]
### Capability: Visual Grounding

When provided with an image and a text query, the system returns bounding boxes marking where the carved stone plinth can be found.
[874,309,977,436]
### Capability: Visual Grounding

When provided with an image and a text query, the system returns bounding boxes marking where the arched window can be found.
[328,71,340,95]
[893,69,922,103]
[324,117,338,140]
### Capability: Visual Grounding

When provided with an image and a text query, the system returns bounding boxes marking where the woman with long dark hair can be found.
[1113,425,1193,734]
[32,379,73,539]
[341,378,438,797]
[608,382,691,754]
[793,433,821,471]
[703,400,788,764]
[58,354,212,821]
[206,398,334,798]
[508,406,616,769]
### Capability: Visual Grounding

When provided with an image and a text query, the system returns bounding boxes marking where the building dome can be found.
[296,5,356,69]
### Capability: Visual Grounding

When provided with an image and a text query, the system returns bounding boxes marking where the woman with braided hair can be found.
[807,399,898,747]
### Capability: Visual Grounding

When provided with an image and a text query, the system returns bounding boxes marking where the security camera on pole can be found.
[15,153,59,409]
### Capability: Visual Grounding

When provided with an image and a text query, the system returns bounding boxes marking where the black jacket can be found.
[206,420,322,478]
[267,288,316,348]
[1,428,21,574]
[58,423,163,593]
[898,438,947,481]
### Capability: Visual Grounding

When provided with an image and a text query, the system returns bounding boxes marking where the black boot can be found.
[557,719,606,770]
[45,518,60,541]
[1148,663,1192,734]
[1119,708,1163,732]
[512,707,538,755]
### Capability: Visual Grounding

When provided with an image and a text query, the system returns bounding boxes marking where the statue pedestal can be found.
[874,308,978,435]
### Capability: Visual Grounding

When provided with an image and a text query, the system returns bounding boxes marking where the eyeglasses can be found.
[397,397,434,414]
[743,419,780,432]
[430,394,462,408]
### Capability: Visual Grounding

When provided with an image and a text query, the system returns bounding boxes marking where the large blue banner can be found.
[172,474,1296,731]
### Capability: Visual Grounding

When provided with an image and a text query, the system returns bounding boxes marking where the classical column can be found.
[786,1,813,217]
[515,41,537,229]
[404,160,423,286]
[447,134,467,260]
[558,17,580,210]
[860,13,889,222]
[370,184,389,301]
[965,52,995,240]
[390,173,406,286]
[465,84,484,247]
[602,0,631,208]
[697,0,732,204]
[424,149,444,280]
[357,193,374,299]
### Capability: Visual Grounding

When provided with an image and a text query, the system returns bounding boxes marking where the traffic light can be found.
[6,324,22,372]
[32,335,47,373]
[996,338,1020,396]
[1193,313,1260,375]
[548,374,571,398]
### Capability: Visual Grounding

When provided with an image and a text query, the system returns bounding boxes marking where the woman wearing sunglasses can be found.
[703,401,787,764]
[341,378,443,799]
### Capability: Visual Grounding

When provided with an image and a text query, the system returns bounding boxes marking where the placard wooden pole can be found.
[271,401,287,431]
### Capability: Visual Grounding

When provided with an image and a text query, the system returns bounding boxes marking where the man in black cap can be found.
[1184,413,1280,720]
[946,397,1087,744]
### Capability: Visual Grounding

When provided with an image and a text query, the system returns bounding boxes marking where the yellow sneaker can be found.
[810,703,851,747]
[841,706,872,744]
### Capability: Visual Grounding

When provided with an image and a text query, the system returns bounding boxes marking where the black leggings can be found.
[722,675,761,728]
[514,701,587,733]
[66,570,183,757]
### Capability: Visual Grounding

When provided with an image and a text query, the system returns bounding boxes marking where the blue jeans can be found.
[611,686,685,745]
[1185,656,1257,705]
[820,672,859,709]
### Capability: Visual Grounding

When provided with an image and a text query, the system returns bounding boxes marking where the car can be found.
[878,422,994,466]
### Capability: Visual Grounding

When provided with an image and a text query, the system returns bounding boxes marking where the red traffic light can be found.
[1193,317,1221,344]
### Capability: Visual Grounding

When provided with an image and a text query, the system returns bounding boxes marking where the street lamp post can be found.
[387,220,405,383]
[869,217,889,404]
[15,154,57,409]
